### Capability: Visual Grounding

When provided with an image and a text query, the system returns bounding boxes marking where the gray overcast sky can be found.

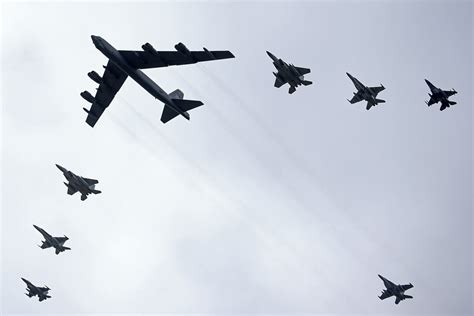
[1,0,472,315]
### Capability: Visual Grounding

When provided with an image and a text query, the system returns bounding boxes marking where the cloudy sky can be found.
[1,0,472,315]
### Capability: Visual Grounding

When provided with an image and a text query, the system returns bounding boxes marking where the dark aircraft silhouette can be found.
[33,225,70,255]
[378,274,413,305]
[425,79,457,111]
[346,72,385,110]
[81,35,234,126]
[56,164,101,201]
[267,51,312,94]
[21,278,51,302]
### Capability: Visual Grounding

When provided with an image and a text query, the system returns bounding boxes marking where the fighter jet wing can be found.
[400,284,414,291]
[67,186,78,195]
[369,86,385,94]
[348,93,364,104]
[83,60,128,127]
[295,66,310,76]
[40,242,52,249]
[274,77,286,88]
[82,177,99,185]
[379,291,393,300]
[119,44,234,69]
[54,237,68,244]
[442,90,457,97]
[426,97,436,106]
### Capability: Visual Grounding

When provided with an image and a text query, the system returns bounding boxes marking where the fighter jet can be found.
[81,35,234,127]
[33,225,70,255]
[266,51,312,94]
[21,278,51,302]
[425,79,457,111]
[378,274,413,305]
[56,164,101,201]
[346,72,385,110]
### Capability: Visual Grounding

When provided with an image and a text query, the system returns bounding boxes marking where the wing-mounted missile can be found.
[203,47,215,59]
[87,71,102,84]
[80,91,95,103]
[175,42,195,61]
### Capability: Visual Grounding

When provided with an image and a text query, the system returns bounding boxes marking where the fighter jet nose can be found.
[266,51,276,59]
[55,164,65,172]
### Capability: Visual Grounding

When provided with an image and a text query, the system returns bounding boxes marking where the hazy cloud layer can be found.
[1,1,472,315]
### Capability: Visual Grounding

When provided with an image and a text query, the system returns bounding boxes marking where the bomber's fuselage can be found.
[91,36,185,118]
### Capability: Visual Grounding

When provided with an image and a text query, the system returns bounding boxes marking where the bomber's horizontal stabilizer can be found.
[161,99,203,123]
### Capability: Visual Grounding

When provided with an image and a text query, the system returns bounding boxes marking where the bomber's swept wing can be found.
[82,61,128,127]
[82,177,99,185]
[295,66,311,76]
[119,43,235,69]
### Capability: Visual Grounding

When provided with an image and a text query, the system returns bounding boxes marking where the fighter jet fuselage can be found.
[346,73,385,110]
[33,225,70,255]
[378,274,413,305]
[21,278,51,302]
[91,36,188,120]
[267,51,312,94]
[425,79,457,111]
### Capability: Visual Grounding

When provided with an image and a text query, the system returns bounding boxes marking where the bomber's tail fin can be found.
[301,80,312,86]
[168,89,184,100]
[161,98,204,123]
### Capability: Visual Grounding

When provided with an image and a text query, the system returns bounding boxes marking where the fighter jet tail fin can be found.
[91,189,102,194]
[288,86,296,94]
[375,99,385,104]
[302,80,312,86]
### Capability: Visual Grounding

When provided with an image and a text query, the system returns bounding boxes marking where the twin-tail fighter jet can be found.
[346,72,385,110]
[33,225,70,255]
[81,36,235,127]
[56,164,101,201]
[267,51,312,94]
